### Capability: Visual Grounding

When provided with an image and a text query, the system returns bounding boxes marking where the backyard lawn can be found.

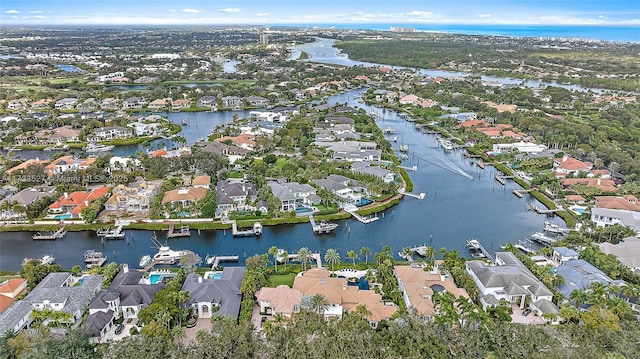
[267,272,296,287]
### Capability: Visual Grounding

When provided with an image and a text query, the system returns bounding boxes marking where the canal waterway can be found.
[0,86,558,271]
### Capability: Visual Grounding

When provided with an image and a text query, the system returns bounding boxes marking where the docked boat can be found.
[466,238,486,258]
[85,142,115,153]
[152,246,188,264]
[439,139,454,151]
[392,136,398,142]
[399,144,409,153]
[314,220,339,234]
[543,221,568,234]
[139,255,152,268]
[22,254,55,266]
[531,232,559,246]
[253,222,263,236]
[96,225,125,239]
[466,238,481,250]
[84,250,107,267]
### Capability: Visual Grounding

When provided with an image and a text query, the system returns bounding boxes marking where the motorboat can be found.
[22,254,55,266]
[139,255,152,268]
[85,142,115,153]
[152,246,188,264]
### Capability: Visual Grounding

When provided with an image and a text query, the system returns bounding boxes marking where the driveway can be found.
[511,304,546,325]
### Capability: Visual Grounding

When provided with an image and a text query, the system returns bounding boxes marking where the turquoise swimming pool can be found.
[207,272,223,280]
[149,274,162,284]
[54,213,72,220]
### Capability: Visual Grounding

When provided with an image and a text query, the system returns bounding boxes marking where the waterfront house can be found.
[312,174,366,205]
[221,96,243,108]
[292,268,398,327]
[552,247,579,265]
[33,125,80,145]
[100,98,120,110]
[181,267,246,320]
[395,264,469,321]
[594,196,640,211]
[48,186,110,218]
[122,97,147,110]
[201,141,249,161]
[214,134,256,151]
[563,178,618,192]
[256,285,303,319]
[45,156,97,176]
[553,155,593,177]
[161,187,208,208]
[127,121,163,136]
[103,181,160,212]
[267,181,317,212]
[216,179,258,215]
[148,98,170,110]
[246,95,269,107]
[86,126,132,142]
[171,99,192,110]
[466,252,559,319]
[351,161,395,183]
[0,278,28,314]
[0,273,103,336]
[0,186,56,221]
[197,96,218,110]
[85,265,164,343]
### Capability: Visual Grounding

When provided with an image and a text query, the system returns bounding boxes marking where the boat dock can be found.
[494,175,514,185]
[543,221,571,234]
[208,255,239,269]
[32,225,66,240]
[513,189,534,198]
[84,250,107,267]
[514,239,536,254]
[467,239,494,261]
[530,232,559,246]
[346,208,380,224]
[167,224,191,238]
[398,188,425,200]
[97,225,125,239]
[230,221,262,237]
[398,165,418,172]
[286,252,322,268]
[308,215,338,234]
[526,204,560,216]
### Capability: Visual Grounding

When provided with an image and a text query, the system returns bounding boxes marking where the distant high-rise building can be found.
[259,32,269,45]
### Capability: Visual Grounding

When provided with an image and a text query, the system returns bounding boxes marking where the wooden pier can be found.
[513,189,534,198]
[494,175,513,185]
[230,221,262,237]
[514,239,536,254]
[398,188,425,200]
[526,204,559,216]
[208,255,239,269]
[167,224,191,238]
[32,225,66,240]
[346,208,380,224]
[285,252,322,268]
[530,232,559,246]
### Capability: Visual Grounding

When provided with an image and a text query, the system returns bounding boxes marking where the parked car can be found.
[261,316,267,323]
[522,309,532,316]
[115,324,125,334]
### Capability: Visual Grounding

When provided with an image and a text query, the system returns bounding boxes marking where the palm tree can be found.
[297,247,312,271]
[268,246,279,272]
[621,284,639,302]
[281,250,289,271]
[588,282,607,307]
[346,250,358,268]
[423,246,436,270]
[310,293,329,314]
[354,304,372,319]
[569,289,589,309]
[360,247,371,264]
[324,248,341,271]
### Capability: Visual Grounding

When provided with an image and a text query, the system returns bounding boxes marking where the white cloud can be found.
[182,8,203,14]
[168,9,176,13]
[29,11,44,14]
[406,11,435,18]
[219,8,240,13]
[4,10,20,14]
[32,16,47,19]
[477,14,492,18]
[254,13,268,17]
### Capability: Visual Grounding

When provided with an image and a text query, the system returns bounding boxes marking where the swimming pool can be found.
[570,206,587,215]
[207,271,223,280]
[54,213,72,220]
[149,274,162,284]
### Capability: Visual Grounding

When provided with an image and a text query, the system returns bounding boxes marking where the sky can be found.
[1,0,639,26]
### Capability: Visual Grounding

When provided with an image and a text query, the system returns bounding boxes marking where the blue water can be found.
[208,272,223,280]
[324,24,640,42]
[54,214,72,220]
[54,64,87,73]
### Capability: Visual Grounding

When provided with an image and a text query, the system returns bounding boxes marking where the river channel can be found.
[0,39,570,271]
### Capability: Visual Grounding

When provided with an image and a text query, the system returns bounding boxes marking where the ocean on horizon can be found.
[321,24,640,42]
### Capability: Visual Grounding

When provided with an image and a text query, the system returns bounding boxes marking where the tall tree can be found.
[324,248,341,271]
[268,246,279,272]
[297,247,312,271]
[360,247,371,264]
[347,250,358,268]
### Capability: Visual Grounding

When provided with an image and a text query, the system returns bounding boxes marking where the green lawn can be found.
[267,272,296,287]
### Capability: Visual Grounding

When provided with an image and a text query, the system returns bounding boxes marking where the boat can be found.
[181,119,189,126]
[392,136,398,142]
[383,127,396,134]
[399,144,409,153]
[139,255,152,268]
[314,220,339,234]
[253,222,263,236]
[22,254,55,266]
[85,142,115,153]
[84,250,107,267]
[466,238,481,250]
[466,238,486,258]
[96,225,125,239]
[543,221,567,234]
[531,232,559,246]
[152,246,188,264]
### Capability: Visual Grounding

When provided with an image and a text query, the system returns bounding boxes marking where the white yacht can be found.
[152,246,188,264]
[139,255,152,267]
[85,142,115,153]
[22,254,55,266]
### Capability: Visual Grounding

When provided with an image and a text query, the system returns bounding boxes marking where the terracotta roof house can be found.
[192,175,211,189]
[181,267,246,320]
[293,268,398,327]
[85,265,164,343]
[48,186,110,218]
[0,273,103,335]
[563,178,617,192]
[148,98,170,110]
[256,285,303,319]
[33,125,80,145]
[4,158,49,175]
[553,156,593,177]
[0,278,28,314]
[215,134,256,151]
[162,187,208,207]
[171,99,192,110]
[395,264,469,320]
[595,196,640,211]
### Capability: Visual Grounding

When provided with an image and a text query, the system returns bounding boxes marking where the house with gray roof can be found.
[268,181,317,212]
[312,174,365,206]
[466,252,558,319]
[84,265,164,343]
[216,180,258,215]
[555,259,625,300]
[351,161,396,183]
[591,207,640,233]
[0,186,56,220]
[0,273,103,335]
[181,267,246,320]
